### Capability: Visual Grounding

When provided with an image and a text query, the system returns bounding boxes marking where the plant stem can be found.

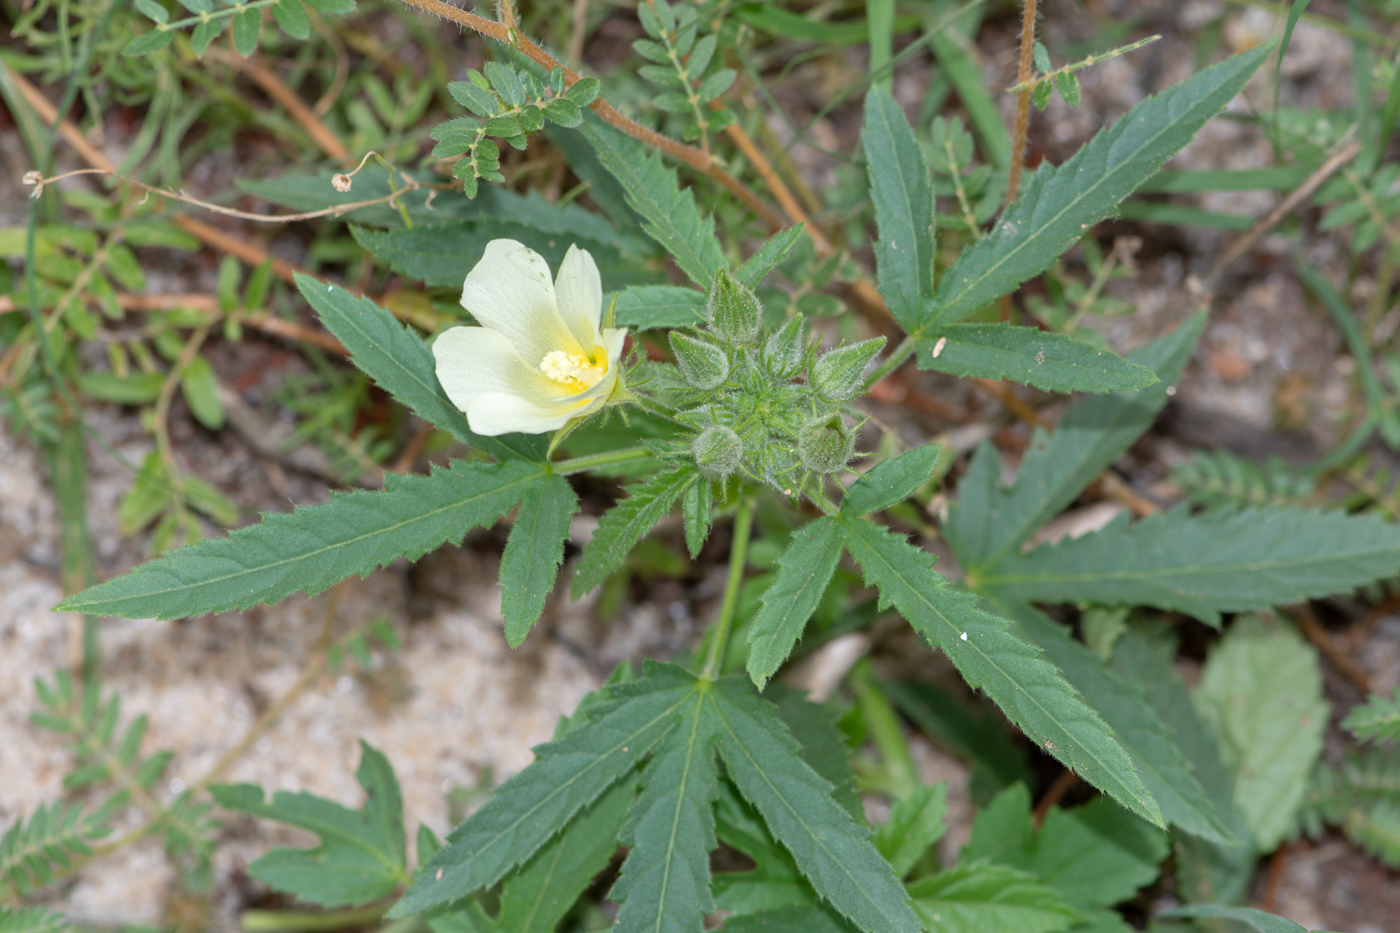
[552,445,653,475]
[240,903,391,933]
[391,0,783,229]
[701,497,755,680]
[1005,0,1038,205]
[864,336,917,388]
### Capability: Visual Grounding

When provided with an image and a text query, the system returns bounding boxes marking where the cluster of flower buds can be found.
[662,270,883,497]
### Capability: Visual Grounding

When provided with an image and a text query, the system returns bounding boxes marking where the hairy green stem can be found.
[240,903,391,933]
[864,336,917,387]
[552,445,653,475]
[701,497,755,680]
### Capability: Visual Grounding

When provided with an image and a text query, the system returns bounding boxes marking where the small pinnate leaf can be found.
[1343,688,1400,742]
[272,0,310,39]
[0,908,67,933]
[123,28,175,55]
[134,0,167,22]
[210,741,407,907]
[232,8,261,56]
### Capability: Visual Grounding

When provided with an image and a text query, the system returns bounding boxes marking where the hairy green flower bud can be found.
[812,336,886,402]
[670,332,729,390]
[707,270,761,343]
[797,416,854,474]
[692,425,744,479]
[763,314,806,380]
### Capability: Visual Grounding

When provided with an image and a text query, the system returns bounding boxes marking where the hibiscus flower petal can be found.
[433,326,577,411]
[460,240,583,363]
[554,243,603,353]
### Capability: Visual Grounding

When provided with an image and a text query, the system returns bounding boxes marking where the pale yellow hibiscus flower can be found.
[433,239,627,436]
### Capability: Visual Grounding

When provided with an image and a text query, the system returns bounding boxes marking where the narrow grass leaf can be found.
[58,459,542,620]
[906,863,1082,933]
[839,519,1162,827]
[210,741,406,907]
[572,465,698,597]
[981,507,1400,626]
[579,119,725,288]
[842,443,942,518]
[501,473,578,647]
[862,86,935,329]
[917,324,1157,394]
[392,665,699,916]
[710,679,921,933]
[924,46,1269,329]
[997,601,1232,845]
[747,517,845,689]
[944,313,1204,574]
[611,684,717,933]
[296,275,543,462]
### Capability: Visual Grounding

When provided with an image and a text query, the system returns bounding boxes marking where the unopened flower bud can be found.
[332,173,353,192]
[707,270,761,343]
[764,314,805,380]
[812,336,885,402]
[797,416,854,474]
[670,332,729,390]
[692,425,743,479]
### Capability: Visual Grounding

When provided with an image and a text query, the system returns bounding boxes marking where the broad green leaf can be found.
[841,443,942,517]
[747,517,844,689]
[272,0,311,39]
[838,519,1162,827]
[350,222,641,291]
[0,908,66,933]
[906,862,1082,933]
[873,782,947,878]
[501,473,578,647]
[720,906,856,933]
[917,324,1157,394]
[1194,616,1328,851]
[613,284,706,330]
[391,664,698,916]
[962,785,1167,912]
[210,741,406,907]
[1109,629,1254,906]
[133,0,167,21]
[922,46,1270,330]
[861,87,935,329]
[232,8,261,56]
[611,685,716,933]
[579,118,725,288]
[980,507,1400,626]
[1160,905,1310,933]
[710,678,921,933]
[737,225,806,289]
[769,686,862,821]
[57,459,542,620]
[1342,688,1400,742]
[880,681,1033,804]
[945,313,1204,574]
[572,465,698,597]
[295,275,543,463]
[990,601,1235,845]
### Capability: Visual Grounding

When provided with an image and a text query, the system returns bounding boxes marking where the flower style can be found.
[433,239,628,436]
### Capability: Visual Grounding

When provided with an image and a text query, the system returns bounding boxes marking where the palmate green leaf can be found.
[1342,688,1400,742]
[350,222,643,291]
[838,518,1162,828]
[1107,629,1255,907]
[391,664,696,917]
[979,506,1400,626]
[210,741,407,907]
[872,782,947,879]
[0,908,67,933]
[611,685,717,933]
[501,474,577,647]
[1193,616,1328,851]
[961,785,1166,913]
[945,314,1203,575]
[769,687,862,822]
[714,779,814,916]
[841,443,942,518]
[990,601,1234,845]
[861,87,935,330]
[921,46,1270,332]
[572,464,698,596]
[747,517,845,689]
[57,458,542,620]
[917,324,1157,394]
[907,862,1082,933]
[296,275,544,463]
[579,118,726,288]
[613,284,707,330]
[709,679,921,933]
[720,905,856,933]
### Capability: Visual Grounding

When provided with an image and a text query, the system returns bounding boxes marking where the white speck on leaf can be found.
[960,632,968,641]
[932,336,947,359]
